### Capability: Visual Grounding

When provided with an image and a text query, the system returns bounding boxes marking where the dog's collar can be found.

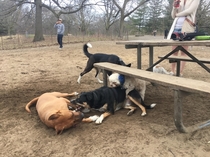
[118,74,125,85]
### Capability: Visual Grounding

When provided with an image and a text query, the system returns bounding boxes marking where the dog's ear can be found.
[48,111,62,120]
[126,63,131,67]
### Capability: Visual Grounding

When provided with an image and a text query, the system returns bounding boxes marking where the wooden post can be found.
[149,46,154,67]
[137,44,142,69]
[173,90,188,133]
[102,69,108,86]
[1,36,3,50]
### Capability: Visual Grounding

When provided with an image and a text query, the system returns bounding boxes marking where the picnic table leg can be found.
[149,46,154,67]
[176,61,181,76]
[146,46,181,71]
[174,90,188,133]
[179,47,210,73]
[174,90,210,133]
[103,69,108,86]
[137,45,142,69]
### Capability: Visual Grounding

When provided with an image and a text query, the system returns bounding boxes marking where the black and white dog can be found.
[71,86,156,124]
[77,43,129,84]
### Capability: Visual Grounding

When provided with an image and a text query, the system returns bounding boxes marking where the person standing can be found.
[54,18,65,49]
[164,29,169,39]
[169,0,200,76]
[153,30,157,36]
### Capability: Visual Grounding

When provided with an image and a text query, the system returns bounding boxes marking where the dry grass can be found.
[0,34,116,50]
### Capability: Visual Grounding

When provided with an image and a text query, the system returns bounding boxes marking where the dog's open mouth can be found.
[68,100,85,112]
[68,104,84,112]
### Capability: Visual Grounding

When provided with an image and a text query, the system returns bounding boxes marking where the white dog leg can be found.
[95,112,111,124]
[77,75,81,84]
[89,115,99,121]
[95,114,104,124]
[96,74,103,84]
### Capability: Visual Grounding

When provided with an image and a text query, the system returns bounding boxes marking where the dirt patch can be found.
[0,38,210,157]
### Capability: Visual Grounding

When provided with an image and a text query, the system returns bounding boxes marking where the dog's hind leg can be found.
[124,99,137,116]
[127,95,146,116]
[94,68,103,83]
[77,64,93,84]
[124,106,137,116]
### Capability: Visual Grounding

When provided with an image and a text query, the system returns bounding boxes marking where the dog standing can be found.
[77,43,129,84]
[109,72,146,100]
[153,64,173,75]
[25,92,84,135]
[109,73,156,115]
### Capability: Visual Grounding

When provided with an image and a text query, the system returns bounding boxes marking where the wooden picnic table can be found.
[116,39,210,76]
[94,62,210,133]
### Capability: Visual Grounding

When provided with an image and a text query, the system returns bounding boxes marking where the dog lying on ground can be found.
[25,92,84,135]
[71,86,156,124]
[71,86,125,124]
[77,42,129,84]
[153,64,173,75]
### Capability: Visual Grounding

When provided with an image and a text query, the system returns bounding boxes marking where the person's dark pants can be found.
[57,34,63,48]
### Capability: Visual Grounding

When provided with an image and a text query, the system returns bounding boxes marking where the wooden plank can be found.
[158,55,210,64]
[94,62,210,95]
[116,40,210,47]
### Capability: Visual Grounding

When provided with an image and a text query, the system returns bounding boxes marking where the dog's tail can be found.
[139,98,156,109]
[25,97,39,113]
[145,103,156,109]
[118,58,126,66]
[83,42,93,58]
[128,90,156,109]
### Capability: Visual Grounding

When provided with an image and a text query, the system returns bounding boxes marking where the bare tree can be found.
[98,0,120,35]
[197,0,210,33]
[33,0,44,41]
[1,0,91,41]
[0,0,20,35]
[112,0,150,38]
[145,0,164,34]
[73,5,95,35]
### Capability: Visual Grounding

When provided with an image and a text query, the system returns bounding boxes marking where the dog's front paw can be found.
[141,112,147,116]
[89,115,99,121]
[73,92,79,96]
[77,76,81,84]
[95,115,104,124]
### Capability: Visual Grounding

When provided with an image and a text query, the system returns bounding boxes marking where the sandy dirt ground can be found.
[0,36,210,157]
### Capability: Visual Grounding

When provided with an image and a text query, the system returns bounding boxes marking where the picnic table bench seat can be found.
[158,55,210,64]
[158,55,210,76]
[94,62,210,133]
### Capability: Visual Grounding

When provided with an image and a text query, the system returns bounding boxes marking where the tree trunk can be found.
[119,16,124,38]
[33,0,44,42]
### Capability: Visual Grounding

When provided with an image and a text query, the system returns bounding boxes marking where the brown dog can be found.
[25,92,84,135]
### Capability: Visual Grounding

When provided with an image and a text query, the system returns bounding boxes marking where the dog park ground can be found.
[0,36,210,157]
